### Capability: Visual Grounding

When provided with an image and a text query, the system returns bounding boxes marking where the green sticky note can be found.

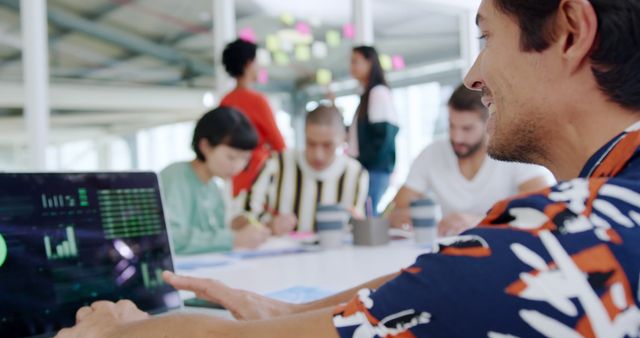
[274,51,290,66]
[0,233,7,267]
[280,12,295,26]
[379,54,392,71]
[295,45,311,61]
[266,34,280,52]
[326,30,341,47]
[316,68,332,85]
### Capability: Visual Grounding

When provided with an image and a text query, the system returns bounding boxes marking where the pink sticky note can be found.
[258,68,269,84]
[239,27,257,43]
[295,22,311,36]
[343,23,355,39]
[392,55,406,70]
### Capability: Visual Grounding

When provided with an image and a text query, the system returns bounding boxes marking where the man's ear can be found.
[556,0,598,74]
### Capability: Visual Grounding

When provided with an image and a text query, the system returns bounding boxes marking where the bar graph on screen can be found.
[43,225,78,260]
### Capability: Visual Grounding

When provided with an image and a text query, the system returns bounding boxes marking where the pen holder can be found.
[352,218,390,246]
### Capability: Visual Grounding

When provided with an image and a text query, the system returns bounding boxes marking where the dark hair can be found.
[191,106,258,161]
[353,46,389,121]
[222,38,257,78]
[493,0,640,110]
[448,84,489,120]
[305,105,345,130]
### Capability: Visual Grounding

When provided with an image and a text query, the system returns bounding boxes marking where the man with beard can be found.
[54,0,640,337]
[388,84,554,236]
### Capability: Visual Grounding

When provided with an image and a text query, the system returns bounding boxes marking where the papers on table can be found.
[226,235,319,259]
[174,254,236,270]
[267,286,335,303]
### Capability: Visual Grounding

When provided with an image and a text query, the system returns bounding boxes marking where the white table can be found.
[175,239,429,296]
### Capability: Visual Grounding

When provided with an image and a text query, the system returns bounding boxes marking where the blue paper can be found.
[267,286,335,303]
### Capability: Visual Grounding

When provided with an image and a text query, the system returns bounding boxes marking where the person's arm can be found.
[257,96,286,152]
[437,212,484,237]
[54,300,339,338]
[163,271,399,320]
[245,155,296,234]
[386,146,432,228]
[161,170,234,254]
[513,163,555,194]
[388,186,424,228]
[353,168,369,217]
[244,156,276,218]
[357,86,399,165]
[518,176,552,194]
[296,272,398,312]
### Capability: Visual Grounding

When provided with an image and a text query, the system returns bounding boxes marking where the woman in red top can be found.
[220,39,286,196]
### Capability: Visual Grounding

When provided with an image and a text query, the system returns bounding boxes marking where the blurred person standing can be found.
[348,46,399,216]
[220,38,286,197]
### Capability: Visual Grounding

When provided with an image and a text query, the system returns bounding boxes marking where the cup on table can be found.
[410,199,441,247]
[352,218,390,246]
[315,204,349,249]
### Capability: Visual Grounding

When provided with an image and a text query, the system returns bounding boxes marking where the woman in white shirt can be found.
[348,46,399,215]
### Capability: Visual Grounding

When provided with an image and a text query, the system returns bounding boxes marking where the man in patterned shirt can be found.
[55,0,640,337]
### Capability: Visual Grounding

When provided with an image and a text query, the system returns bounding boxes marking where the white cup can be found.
[315,205,348,249]
[410,199,441,247]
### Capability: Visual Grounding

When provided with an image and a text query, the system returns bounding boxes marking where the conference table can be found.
[174,236,430,306]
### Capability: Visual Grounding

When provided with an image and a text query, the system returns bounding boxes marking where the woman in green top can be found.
[160,107,270,255]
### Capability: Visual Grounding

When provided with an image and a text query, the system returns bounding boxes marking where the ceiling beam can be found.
[0,0,124,67]
[0,0,213,76]
[0,80,211,111]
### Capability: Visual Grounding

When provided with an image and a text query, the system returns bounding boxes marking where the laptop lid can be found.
[0,172,181,338]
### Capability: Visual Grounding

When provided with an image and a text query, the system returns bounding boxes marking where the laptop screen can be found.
[0,173,181,338]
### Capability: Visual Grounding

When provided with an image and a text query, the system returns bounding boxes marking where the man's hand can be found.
[164,271,299,320]
[55,300,149,338]
[437,212,482,237]
[268,214,298,236]
[388,207,412,229]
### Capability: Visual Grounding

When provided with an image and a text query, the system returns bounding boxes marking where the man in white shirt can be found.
[238,105,369,234]
[389,84,555,236]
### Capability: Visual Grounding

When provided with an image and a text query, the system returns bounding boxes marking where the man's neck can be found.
[543,101,640,181]
[457,147,487,181]
[190,159,214,184]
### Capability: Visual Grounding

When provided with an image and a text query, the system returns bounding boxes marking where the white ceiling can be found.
[0,0,477,146]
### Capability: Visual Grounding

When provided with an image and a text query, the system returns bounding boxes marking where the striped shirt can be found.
[238,150,369,232]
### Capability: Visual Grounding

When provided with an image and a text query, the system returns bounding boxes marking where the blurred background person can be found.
[220,38,287,197]
[388,84,555,236]
[348,46,399,216]
[160,107,270,255]
[240,105,368,235]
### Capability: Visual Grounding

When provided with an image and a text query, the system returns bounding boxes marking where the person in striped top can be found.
[237,105,369,234]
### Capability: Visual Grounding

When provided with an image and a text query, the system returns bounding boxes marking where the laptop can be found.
[0,172,182,338]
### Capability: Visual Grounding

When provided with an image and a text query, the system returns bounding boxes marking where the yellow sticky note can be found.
[317,69,332,85]
[379,54,392,71]
[280,12,295,26]
[326,30,341,48]
[295,45,311,62]
[274,51,290,66]
[266,34,280,52]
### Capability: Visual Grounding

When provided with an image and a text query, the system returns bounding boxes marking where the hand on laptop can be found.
[54,300,148,338]
[268,214,298,236]
[163,271,299,320]
[234,224,271,249]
